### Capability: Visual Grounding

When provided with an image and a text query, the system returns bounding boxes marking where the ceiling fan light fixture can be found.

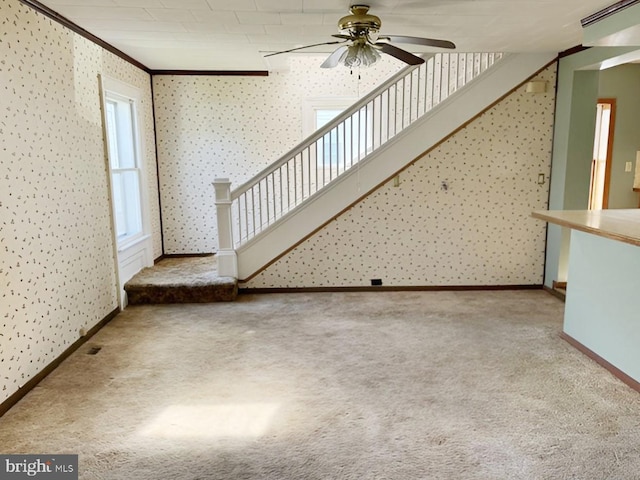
[341,42,381,68]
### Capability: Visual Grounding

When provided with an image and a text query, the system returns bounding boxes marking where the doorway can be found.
[588,98,615,210]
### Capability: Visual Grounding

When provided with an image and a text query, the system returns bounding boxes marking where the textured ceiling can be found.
[37,0,618,71]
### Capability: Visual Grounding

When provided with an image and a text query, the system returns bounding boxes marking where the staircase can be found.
[215,52,557,282]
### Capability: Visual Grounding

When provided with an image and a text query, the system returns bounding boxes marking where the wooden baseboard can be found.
[543,285,566,302]
[240,285,544,294]
[162,253,214,259]
[0,307,120,418]
[552,281,567,289]
[560,332,640,394]
[154,253,215,264]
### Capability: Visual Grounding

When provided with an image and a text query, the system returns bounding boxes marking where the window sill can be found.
[117,234,151,253]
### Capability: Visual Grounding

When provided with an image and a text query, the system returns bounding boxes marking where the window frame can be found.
[303,97,375,168]
[100,76,150,252]
[302,97,357,139]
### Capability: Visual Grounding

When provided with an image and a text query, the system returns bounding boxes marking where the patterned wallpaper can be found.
[245,65,557,288]
[153,56,404,253]
[0,0,160,404]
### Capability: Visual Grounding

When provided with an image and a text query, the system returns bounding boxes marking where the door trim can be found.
[599,98,616,209]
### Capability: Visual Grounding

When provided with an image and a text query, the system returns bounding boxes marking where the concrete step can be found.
[124,256,237,304]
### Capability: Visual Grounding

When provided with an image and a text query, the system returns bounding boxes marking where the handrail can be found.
[226,52,505,248]
[231,62,420,199]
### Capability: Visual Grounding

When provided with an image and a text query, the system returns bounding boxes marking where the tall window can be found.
[104,93,143,244]
[101,76,152,308]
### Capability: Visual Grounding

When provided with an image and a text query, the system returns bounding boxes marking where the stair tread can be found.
[125,256,233,286]
[124,256,237,304]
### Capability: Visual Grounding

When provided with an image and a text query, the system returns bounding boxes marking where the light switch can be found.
[626,162,633,173]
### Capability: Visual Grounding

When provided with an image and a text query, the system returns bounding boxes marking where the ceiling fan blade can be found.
[264,40,346,58]
[375,43,425,66]
[321,45,349,68]
[380,35,456,49]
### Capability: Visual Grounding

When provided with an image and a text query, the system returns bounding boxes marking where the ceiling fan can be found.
[264,4,456,69]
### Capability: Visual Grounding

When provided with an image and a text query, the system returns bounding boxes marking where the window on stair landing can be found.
[316,109,344,166]
[315,108,374,167]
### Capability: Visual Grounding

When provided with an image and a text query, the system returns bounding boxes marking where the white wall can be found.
[0,0,161,404]
[152,56,404,254]
[245,65,557,288]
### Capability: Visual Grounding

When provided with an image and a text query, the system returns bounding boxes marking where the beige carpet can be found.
[1,291,639,479]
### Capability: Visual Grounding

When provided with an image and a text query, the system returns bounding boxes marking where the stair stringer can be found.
[236,52,557,281]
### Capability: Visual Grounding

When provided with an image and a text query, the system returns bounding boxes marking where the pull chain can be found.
[351,67,362,192]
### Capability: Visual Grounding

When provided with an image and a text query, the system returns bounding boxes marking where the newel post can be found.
[213,178,238,278]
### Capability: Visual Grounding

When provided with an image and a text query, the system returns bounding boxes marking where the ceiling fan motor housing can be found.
[338,5,382,35]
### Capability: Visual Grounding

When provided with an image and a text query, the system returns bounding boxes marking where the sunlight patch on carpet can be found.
[138,404,280,439]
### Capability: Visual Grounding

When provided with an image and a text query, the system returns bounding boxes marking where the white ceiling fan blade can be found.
[264,40,346,58]
[379,35,456,49]
[375,43,425,65]
[321,45,349,68]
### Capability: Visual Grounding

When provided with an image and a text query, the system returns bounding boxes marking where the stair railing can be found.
[215,52,504,260]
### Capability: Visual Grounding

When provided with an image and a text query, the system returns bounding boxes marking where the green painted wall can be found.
[598,64,640,209]
[544,47,639,287]
[564,230,640,382]
[565,70,599,210]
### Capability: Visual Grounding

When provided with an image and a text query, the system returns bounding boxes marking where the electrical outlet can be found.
[626,162,633,173]
[538,173,545,185]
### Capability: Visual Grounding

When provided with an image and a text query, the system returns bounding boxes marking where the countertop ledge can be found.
[532,209,640,248]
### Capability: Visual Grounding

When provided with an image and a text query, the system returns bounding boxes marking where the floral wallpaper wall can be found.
[153,56,404,253]
[0,0,160,404]
[245,64,557,288]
